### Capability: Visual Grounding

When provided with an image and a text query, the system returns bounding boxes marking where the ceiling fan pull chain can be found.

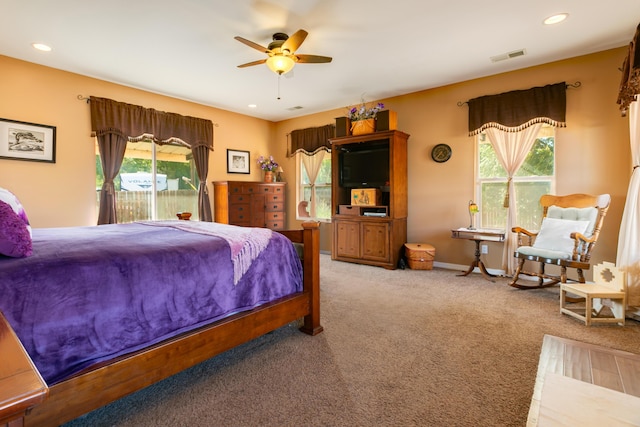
[277,74,281,100]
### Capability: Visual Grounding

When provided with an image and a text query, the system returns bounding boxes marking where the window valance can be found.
[618,23,640,116]
[90,96,214,150]
[288,124,334,157]
[467,82,567,136]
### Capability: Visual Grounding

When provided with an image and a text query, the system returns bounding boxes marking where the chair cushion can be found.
[547,205,598,237]
[516,245,573,260]
[516,217,590,260]
[534,217,590,253]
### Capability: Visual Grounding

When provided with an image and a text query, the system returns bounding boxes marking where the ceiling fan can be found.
[235,29,332,76]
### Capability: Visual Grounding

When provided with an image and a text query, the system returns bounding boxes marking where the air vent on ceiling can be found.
[287,106,304,111]
[490,49,527,63]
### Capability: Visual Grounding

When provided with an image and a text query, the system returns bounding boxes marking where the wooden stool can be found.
[560,261,626,326]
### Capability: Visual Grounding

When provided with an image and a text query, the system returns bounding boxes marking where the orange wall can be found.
[0,55,274,227]
[0,48,632,273]
[275,47,631,272]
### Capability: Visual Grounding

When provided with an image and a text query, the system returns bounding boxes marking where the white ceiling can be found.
[1,0,639,122]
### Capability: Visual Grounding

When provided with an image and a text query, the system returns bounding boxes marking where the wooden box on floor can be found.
[404,243,435,270]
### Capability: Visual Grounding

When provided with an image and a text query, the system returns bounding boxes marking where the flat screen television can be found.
[338,142,389,188]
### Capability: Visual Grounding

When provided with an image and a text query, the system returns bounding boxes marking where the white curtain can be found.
[486,123,543,275]
[300,151,325,218]
[617,101,640,308]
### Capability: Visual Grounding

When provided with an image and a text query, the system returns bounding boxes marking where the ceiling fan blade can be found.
[237,59,267,68]
[234,36,270,53]
[281,29,308,53]
[296,54,332,64]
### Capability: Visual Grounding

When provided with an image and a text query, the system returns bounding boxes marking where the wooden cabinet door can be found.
[335,220,360,258]
[361,222,389,262]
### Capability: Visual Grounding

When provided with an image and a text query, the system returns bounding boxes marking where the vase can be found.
[264,171,275,182]
[351,118,376,136]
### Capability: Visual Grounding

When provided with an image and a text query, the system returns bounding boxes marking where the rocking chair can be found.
[509,193,611,289]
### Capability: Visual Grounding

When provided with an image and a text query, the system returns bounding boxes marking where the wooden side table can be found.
[451,228,505,282]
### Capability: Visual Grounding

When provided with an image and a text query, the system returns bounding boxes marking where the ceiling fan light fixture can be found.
[266,55,295,75]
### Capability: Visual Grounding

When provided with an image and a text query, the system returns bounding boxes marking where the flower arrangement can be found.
[257,155,279,172]
[348,100,385,122]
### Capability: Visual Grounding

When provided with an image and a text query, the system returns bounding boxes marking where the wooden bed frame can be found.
[0,222,321,427]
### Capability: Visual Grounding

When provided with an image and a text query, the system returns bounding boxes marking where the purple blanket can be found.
[0,221,303,384]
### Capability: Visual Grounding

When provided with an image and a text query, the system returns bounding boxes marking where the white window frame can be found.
[295,152,332,222]
[475,127,556,231]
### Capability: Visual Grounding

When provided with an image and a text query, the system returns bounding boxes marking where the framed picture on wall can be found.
[227,149,250,174]
[0,118,56,163]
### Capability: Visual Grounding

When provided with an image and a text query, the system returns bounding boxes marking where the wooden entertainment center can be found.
[330,130,409,269]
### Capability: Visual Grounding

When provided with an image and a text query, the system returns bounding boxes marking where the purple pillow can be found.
[0,200,33,257]
[0,187,31,236]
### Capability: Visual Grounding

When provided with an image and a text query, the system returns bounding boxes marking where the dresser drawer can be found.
[259,184,285,194]
[265,211,285,222]
[230,194,250,204]
[243,183,261,194]
[229,204,251,223]
[265,201,284,212]
[265,193,284,203]
[266,220,285,230]
[228,182,244,194]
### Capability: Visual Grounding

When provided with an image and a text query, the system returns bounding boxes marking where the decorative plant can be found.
[348,99,385,122]
[257,155,279,172]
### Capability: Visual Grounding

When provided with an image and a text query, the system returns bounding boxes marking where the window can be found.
[297,152,331,221]
[96,139,199,222]
[476,126,555,231]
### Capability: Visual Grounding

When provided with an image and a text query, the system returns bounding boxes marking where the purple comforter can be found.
[0,221,303,384]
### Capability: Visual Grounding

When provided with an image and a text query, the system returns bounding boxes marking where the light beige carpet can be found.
[65,255,640,426]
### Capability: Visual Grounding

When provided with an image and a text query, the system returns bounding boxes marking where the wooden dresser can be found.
[213,181,286,230]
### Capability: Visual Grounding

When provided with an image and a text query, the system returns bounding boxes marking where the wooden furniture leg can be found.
[457,239,497,282]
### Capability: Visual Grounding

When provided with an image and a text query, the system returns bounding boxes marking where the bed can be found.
[0,219,321,427]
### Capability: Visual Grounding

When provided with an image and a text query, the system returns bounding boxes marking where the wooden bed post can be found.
[299,221,323,336]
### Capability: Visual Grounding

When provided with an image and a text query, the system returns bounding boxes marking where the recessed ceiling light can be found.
[248,104,257,109]
[32,43,52,52]
[543,13,569,25]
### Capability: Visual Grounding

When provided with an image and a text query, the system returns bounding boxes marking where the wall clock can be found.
[431,144,452,163]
